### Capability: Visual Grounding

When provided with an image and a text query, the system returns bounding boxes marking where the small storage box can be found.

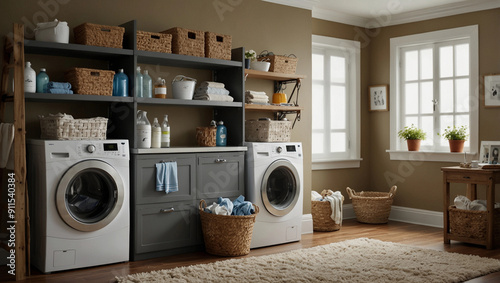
[199,200,258,256]
[205,32,231,60]
[40,114,107,140]
[161,27,205,57]
[73,23,125,49]
[65,68,115,96]
[245,120,291,142]
[448,206,500,243]
[196,126,216,147]
[137,31,172,53]
[346,186,397,224]
[260,55,298,74]
[312,201,341,232]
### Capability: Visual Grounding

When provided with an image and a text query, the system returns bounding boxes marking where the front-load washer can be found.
[245,142,303,248]
[27,139,130,273]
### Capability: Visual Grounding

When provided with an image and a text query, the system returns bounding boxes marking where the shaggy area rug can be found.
[116,238,500,283]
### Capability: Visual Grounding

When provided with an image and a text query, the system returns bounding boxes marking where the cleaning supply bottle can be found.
[112,69,129,97]
[161,114,171,148]
[24,61,36,93]
[36,68,49,93]
[154,77,167,98]
[136,110,151,148]
[142,69,152,98]
[135,66,143,97]
[151,118,161,148]
[216,121,227,146]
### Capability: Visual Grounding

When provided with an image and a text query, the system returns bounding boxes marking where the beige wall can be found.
[313,9,500,212]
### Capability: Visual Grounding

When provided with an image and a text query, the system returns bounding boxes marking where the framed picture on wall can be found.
[369,85,389,111]
[484,74,500,107]
[479,141,500,164]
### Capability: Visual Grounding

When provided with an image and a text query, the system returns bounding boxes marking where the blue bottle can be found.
[112,69,129,97]
[216,121,227,146]
[36,68,49,93]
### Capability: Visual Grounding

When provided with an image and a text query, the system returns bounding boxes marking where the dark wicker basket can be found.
[161,27,205,57]
[448,206,500,242]
[74,23,125,49]
[65,68,114,96]
[137,31,172,53]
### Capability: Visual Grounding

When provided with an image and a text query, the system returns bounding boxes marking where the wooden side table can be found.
[442,166,500,249]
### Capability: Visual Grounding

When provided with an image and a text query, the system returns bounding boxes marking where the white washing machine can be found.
[27,139,130,273]
[245,142,303,248]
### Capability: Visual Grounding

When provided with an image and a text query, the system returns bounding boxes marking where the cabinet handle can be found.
[160,208,175,213]
[215,158,227,163]
[463,176,471,179]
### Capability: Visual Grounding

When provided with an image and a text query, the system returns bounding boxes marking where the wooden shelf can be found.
[244,69,306,81]
[245,103,303,112]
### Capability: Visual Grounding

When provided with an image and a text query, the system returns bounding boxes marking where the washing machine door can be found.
[56,160,125,232]
[261,159,300,216]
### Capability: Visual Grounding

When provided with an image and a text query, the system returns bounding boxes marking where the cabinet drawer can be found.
[133,154,196,204]
[134,201,199,254]
[445,171,491,184]
[197,152,244,199]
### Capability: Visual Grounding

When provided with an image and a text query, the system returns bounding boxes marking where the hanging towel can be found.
[324,191,344,225]
[155,161,179,194]
[0,123,15,169]
[232,195,255,216]
[200,81,225,89]
[47,81,72,89]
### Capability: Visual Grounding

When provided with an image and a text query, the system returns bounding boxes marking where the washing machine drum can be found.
[56,160,125,232]
[261,159,300,217]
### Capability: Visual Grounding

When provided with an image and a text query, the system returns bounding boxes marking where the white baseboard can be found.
[302,204,443,234]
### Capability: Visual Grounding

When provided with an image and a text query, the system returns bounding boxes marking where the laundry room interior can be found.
[1,0,500,282]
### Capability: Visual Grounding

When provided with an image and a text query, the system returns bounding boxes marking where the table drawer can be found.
[445,171,491,183]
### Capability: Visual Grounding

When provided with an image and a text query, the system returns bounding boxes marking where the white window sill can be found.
[312,158,362,170]
[386,150,477,162]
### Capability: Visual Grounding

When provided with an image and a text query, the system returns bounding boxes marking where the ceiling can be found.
[263,0,500,26]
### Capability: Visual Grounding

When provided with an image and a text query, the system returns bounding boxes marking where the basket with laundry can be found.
[346,186,397,224]
[311,190,344,232]
[199,196,259,256]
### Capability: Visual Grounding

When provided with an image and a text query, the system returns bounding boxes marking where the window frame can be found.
[312,35,361,170]
[388,25,479,162]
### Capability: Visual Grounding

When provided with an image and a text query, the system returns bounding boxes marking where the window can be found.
[312,35,361,170]
[389,26,479,162]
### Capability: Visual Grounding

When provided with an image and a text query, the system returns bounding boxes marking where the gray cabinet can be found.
[131,151,244,260]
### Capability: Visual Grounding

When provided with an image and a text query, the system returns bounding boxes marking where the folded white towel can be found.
[195,86,230,96]
[245,97,269,104]
[0,123,15,169]
[194,93,234,102]
[246,93,268,100]
[246,90,266,96]
[200,81,225,89]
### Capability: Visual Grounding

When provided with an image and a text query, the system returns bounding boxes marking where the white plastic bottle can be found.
[24,61,36,93]
[161,114,170,148]
[135,66,143,97]
[136,110,151,148]
[151,118,161,148]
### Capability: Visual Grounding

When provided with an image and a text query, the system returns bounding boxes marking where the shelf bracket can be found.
[274,78,301,107]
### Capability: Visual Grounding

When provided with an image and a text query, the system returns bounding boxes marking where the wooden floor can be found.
[2,219,500,282]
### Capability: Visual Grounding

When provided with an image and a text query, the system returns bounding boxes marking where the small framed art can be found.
[484,74,500,107]
[479,141,500,164]
[369,85,388,111]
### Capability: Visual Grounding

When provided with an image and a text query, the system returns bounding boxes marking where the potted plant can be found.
[439,125,468,152]
[244,49,256,69]
[398,124,427,151]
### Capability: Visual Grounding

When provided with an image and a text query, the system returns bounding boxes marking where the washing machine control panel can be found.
[75,140,129,159]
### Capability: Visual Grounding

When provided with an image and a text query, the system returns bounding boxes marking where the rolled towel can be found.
[47,81,72,89]
[200,81,225,89]
[195,86,230,96]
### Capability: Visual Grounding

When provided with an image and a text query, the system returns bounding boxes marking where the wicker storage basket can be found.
[137,31,172,53]
[259,55,298,74]
[245,120,291,142]
[205,32,231,60]
[312,201,341,232]
[73,23,125,48]
[196,126,216,147]
[39,114,107,140]
[448,206,500,243]
[161,27,205,57]
[65,68,115,96]
[346,186,397,224]
[199,200,259,256]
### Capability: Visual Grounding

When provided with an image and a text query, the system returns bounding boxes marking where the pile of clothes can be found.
[46,81,73,94]
[454,195,500,211]
[194,81,233,102]
[311,189,344,225]
[205,195,255,216]
[245,90,268,104]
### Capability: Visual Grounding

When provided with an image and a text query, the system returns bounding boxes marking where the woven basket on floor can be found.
[65,68,115,96]
[448,206,500,242]
[346,186,397,224]
[199,200,259,256]
[161,27,205,57]
[311,200,341,232]
[74,23,125,48]
[137,31,172,53]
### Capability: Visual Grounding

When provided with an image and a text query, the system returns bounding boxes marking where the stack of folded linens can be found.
[193,81,233,102]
